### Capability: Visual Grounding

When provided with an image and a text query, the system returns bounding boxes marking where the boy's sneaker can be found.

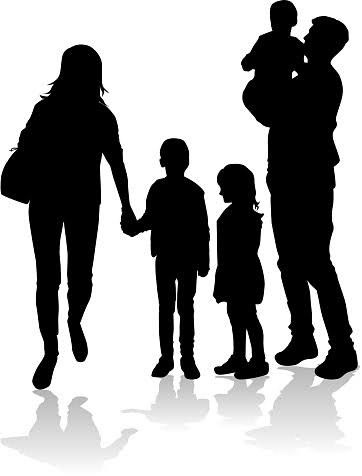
[234,359,269,379]
[181,356,200,380]
[275,336,318,366]
[315,347,358,379]
[214,355,244,375]
[151,356,174,378]
[32,354,58,390]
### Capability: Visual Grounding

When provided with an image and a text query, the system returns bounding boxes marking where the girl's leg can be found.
[227,300,247,360]
[235,304,269,379]
[245,303,266,363]
[214,300,247,375]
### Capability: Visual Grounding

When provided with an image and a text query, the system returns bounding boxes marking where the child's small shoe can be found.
[214,355,244,375]
[181,356,200,380]
[234,359,269,380]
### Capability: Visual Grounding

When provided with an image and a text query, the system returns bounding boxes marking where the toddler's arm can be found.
[241,38,261,71]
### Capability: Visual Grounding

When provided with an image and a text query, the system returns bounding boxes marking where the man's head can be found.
[270,1,298,32]
[304,16,349,62]
[160,138,189,178]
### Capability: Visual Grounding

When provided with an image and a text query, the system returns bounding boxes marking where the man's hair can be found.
[312,16,349,59]
[160,138,189,170]
[270,1,298,27]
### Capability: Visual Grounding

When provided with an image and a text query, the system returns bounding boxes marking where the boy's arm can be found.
[197,193,210,277]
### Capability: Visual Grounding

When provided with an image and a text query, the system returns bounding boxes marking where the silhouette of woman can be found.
[16,45,132,389]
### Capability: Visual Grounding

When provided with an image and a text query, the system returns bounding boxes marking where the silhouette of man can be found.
[122,138,210,379]
[267,17,357,378]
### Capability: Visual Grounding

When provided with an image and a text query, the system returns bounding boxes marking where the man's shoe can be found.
[235,359,269,379]
[68,320,88,362]
[32,355,58,390]
[214,355,243,375]
[151,356,174,378]
[181,356,200,380]
[315,347,358,379]
[275,336,318,366]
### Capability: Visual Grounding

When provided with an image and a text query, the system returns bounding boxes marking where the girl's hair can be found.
[217,164,260,210]
[42,44,108,104]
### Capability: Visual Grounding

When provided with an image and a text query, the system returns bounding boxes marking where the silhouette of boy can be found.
[213,165,268,379]
[242,0,304,126]
[122,139,210,379]
[267,17,358,379]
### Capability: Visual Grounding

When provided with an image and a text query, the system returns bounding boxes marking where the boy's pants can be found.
[155,256,198,359]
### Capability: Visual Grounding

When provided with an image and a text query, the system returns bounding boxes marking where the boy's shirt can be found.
[137,176,210,268]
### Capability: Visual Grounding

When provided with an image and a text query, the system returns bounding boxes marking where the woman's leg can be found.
[64,204,100,361]
[29,202,63,388]
[29,202,63,357]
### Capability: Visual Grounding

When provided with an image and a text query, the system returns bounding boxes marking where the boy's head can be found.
[270,1,298,31]
[160,138,189,177]
[304,16,349,62]
[217,164,257,206]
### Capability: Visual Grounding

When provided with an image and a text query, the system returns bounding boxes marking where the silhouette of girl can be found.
[213,164,268,378]
[16,45,132,389]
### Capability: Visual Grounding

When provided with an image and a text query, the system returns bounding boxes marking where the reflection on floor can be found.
[246,367,354,452]
[123,376,210,430]
[2,391,137,473]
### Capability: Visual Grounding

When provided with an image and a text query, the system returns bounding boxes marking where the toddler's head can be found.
[270,0,298,32]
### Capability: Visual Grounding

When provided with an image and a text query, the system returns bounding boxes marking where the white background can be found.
[0,0,361,474]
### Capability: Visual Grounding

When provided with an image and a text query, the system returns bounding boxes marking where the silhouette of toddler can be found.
[242,0,304,126]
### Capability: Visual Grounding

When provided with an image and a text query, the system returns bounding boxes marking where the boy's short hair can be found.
[312,16,349,59]
[160,138,189,170]
[270,0,298,27]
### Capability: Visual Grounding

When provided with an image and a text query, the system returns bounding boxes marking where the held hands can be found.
[198,262,209,278]
[121,205,139,237]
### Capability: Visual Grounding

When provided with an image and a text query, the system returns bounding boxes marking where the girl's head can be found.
[43,45,107,103]
[217,164,258,209]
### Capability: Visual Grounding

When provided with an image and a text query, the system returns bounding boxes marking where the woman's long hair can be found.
[42,44,108,104]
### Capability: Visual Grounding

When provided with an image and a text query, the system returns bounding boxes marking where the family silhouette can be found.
[1,2,358,391]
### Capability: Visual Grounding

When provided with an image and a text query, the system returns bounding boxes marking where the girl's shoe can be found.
[234,360,269,379]
[214,355,245,375]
